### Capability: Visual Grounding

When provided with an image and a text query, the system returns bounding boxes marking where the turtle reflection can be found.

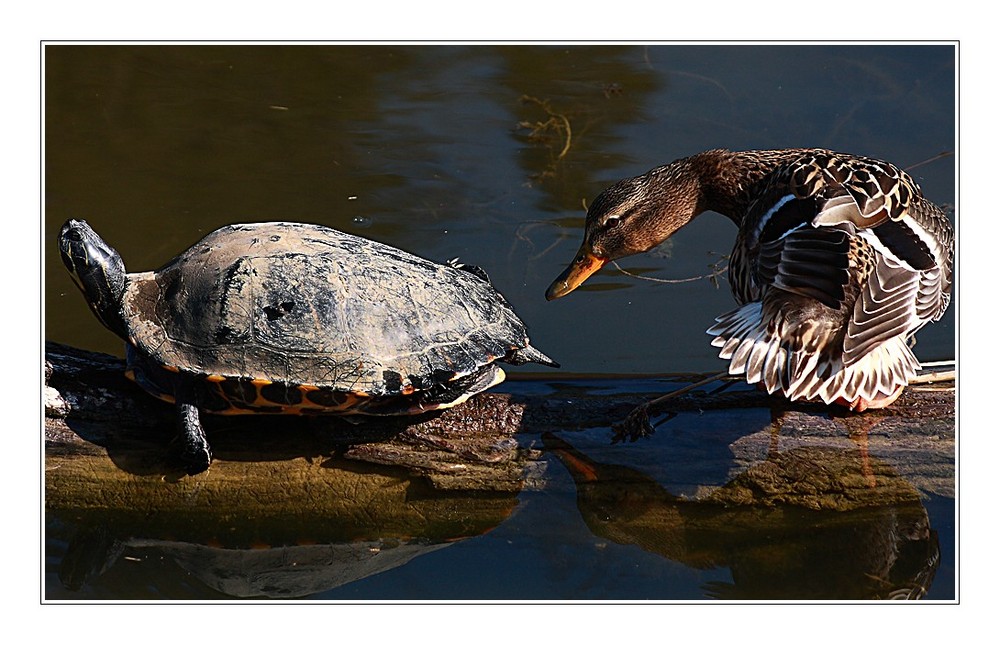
[543,433,939,600]
[54,523,455,600]
[47,461,519,600]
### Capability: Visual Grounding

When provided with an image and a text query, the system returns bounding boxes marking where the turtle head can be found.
[58,219,129,338]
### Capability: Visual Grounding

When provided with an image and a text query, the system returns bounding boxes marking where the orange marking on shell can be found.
[251,377,272,386]
[162,364,181,373]
[215,407,258,416]
[206,374,226,383]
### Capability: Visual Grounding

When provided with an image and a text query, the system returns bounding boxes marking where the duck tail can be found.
[814,336,920,407]
[707,302,920,406]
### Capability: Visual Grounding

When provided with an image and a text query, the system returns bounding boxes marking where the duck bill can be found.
[545,247,609,300]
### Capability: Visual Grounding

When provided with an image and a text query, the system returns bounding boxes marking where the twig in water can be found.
[519,95,573,161]
[904,151,954,173]
[509,220,575,264]
[642,371,732,409]
[909,370,956,385]
[613,371,730,442]
[610,253,729,287]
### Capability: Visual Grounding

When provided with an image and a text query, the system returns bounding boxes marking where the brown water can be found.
[43,44,956,600]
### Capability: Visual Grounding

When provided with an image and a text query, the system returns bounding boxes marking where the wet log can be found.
[45,341,956,496]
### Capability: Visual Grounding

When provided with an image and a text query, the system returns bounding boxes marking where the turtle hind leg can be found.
[362,365,505,415]
[172,402,212,475]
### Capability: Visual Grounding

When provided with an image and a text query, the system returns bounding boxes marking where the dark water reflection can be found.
[544,434,939,600]
[44,44,956,600]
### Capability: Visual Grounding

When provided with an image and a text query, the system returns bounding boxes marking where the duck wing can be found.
[737,152,952,362]
[713,152,953,405]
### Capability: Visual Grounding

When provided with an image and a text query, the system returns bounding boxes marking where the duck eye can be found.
[605,216,621,229]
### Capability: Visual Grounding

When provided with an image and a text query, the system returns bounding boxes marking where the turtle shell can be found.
[120,222,552,414]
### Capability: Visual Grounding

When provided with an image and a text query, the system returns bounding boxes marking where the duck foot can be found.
[837,385,905,412]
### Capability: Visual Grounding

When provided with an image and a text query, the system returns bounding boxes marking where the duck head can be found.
[545,159,704,300]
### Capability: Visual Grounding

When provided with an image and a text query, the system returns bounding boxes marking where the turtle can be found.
[58,219,557,475]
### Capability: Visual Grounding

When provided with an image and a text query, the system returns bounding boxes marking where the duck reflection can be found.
[543,432,939,600]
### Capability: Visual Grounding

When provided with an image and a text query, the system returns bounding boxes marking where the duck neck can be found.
[686,148,798,225]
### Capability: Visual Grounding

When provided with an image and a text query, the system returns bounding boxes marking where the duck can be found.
[546,148,954,412]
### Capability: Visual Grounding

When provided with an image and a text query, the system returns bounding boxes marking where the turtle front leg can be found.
[173,402,212,475]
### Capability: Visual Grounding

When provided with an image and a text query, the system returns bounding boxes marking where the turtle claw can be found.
[176,441,212,476]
